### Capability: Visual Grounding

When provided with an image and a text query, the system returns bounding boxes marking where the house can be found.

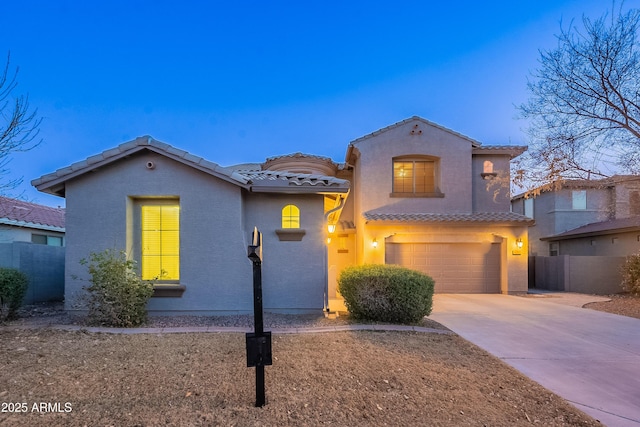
[511,175,640,256]
[0,196,65,245]
[511,176,640,294]
[33,116,531,315]
[0,197,65,303]
[327,117,531,305]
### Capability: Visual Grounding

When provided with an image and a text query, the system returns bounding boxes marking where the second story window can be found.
[524,198,534,219]
[572,190,587,210]
[392,156,441,197]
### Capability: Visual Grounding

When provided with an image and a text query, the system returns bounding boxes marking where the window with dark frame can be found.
[392,158,438,196]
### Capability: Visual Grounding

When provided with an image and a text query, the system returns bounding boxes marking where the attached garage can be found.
[385,242,501,293]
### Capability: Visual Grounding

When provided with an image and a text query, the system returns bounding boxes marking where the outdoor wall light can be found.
[516,238,524,249]
[327,223,336,234]
[372,238,378,248]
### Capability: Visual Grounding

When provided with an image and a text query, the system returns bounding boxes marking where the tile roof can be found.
[364,211,533,224]
[473,145,528,158]
[32,136,349,196]
[238,170,349,192]
[0,196,65,230]
[265,152,335,163]
[349,116,483,147]
[541,216,640,241]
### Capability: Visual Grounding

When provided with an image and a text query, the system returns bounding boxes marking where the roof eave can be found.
[541,225,640,241]
[32,144,251,196]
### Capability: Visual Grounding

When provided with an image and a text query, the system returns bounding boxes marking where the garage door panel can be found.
[385,242,501,293]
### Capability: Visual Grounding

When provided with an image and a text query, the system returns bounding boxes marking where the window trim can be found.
[571,190,587,210]
[130,197,183,297]
[390,155,443,198]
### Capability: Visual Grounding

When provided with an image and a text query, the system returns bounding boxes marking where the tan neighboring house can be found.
[511,176,640,294]
[33,116,531,315]
[511,175,640,256]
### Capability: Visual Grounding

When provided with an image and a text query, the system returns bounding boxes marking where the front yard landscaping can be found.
[0,328,598,426]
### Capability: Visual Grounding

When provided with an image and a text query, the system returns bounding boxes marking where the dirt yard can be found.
[585,293,640,319]
[0,328,599,426]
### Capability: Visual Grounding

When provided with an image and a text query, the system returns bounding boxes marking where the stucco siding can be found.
[471,154,511,212]
[353,120,473,215]
[243,193,326,312]
[64,150,253,313]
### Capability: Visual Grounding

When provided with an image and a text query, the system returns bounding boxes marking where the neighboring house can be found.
[33,116,531,315]
[511,175,640,256]
[0,196,65,245]
[0,197,65,303]
[511,176,640,294]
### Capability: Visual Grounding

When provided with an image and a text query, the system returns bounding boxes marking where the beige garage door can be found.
[385,243,501,293]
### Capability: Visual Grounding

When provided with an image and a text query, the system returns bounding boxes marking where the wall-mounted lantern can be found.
[512,237,524,255]
[372,238,378,249]
[327,223,336,234]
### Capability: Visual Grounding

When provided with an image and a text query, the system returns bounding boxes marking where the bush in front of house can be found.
[81,249,154,327]
[621,252,640,296]
[338,264,435,324]
[0,268,28,320]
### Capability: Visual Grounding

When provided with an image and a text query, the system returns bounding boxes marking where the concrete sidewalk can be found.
[430,294,640,427]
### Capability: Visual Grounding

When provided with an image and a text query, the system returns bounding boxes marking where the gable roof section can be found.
[541,216,640,241]
[32,136,349,197]
[0,196,65,232]
[346,116,527,162]
[349,116,483,147]
[364,211,533,225]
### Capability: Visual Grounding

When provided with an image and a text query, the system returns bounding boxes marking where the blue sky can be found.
[1,0,630,207]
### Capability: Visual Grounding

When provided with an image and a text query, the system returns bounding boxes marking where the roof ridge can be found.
[349,116,483,147]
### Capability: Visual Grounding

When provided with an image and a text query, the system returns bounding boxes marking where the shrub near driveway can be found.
[338,264,434,324]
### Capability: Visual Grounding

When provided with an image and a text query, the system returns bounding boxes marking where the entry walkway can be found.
[430,294,640,427]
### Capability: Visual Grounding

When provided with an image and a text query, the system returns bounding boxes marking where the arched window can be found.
[483,161,494,174]
[282,204,300,228]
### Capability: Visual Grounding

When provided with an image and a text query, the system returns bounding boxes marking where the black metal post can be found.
[252,256,265,407]
[246,227,271,408]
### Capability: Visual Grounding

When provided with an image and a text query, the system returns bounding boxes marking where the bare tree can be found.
[0,51,42,193]
[517,4,640,194]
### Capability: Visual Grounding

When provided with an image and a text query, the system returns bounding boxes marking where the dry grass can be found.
[0,328,599,426]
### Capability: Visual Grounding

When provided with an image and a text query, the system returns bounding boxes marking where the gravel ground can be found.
[4,302,447,330]
[584,292,640,319]
[5,292,639,329]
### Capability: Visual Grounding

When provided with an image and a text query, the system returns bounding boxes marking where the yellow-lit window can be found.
[282,204,300,228]
[141,204,180,280]
[393,160,435,193]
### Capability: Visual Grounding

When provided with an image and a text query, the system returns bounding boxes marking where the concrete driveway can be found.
[430,293,640,427]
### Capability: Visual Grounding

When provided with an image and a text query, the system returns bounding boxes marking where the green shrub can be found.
[80,249,154,327]
[338,264,435,324]
[0,268,29,320]
[621,252,640,296]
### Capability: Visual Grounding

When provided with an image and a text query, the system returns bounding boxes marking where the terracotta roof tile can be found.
[238,170,349,188]
[364,211,533,224]
[0,196,65,229]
